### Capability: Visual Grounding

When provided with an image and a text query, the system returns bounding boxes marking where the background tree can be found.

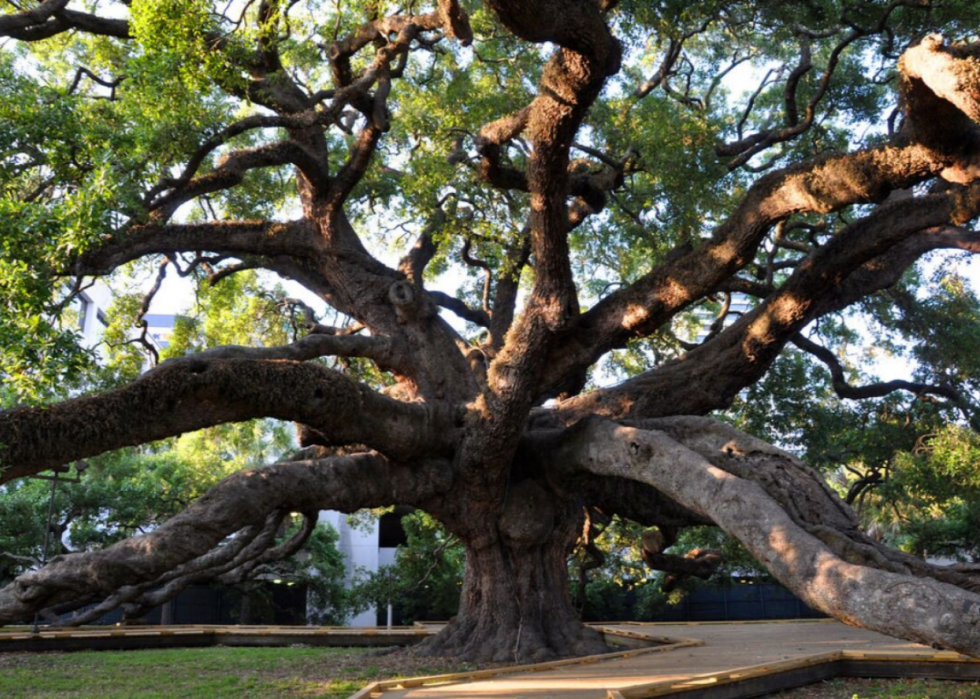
[3,0,980,662]
[350,511,465,625]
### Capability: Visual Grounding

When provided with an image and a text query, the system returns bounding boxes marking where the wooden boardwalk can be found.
[2,619,977,698]
[375,621,974,699]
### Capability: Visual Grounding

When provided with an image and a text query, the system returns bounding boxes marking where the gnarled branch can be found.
[0,356,451,484]
[0,452,453,624]
[549,417,980,657]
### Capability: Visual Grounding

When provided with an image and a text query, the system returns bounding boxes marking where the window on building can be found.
[77,296,90,332]
[378,512,408,548]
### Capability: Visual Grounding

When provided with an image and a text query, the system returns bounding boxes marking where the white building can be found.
[75,286,176,354]
[317,512,399,626]
[690,293,754,344]
[76,284,112,348]
[142,313,178,353]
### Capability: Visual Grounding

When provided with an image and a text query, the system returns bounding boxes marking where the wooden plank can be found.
[619,652,844,698]
[616,648,980,699]
[346,683,381,699]
[841,650,975,663]
[346,630,701,698]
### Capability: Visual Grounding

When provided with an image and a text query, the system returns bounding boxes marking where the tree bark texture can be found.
[420,533,609,662]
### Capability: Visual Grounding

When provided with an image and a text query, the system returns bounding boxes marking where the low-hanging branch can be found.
[0,356,452,483]
[547,417,980,656]
[104,511,320,625]
[0,452,453,625]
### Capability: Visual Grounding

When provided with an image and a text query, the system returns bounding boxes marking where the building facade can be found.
[317,511,400,626]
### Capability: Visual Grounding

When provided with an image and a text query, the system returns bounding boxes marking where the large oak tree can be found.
[2,0,980,662]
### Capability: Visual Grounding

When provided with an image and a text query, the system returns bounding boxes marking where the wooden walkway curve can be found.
[3,619,978,697]
[369,621,980,699]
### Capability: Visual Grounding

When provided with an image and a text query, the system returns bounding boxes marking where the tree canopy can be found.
[2,0,980,662]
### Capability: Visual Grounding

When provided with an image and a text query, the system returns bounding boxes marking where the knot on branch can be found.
[388,279,415,306]
[951,181,980,224]
[389,279,428,324]
[499,480,556,547]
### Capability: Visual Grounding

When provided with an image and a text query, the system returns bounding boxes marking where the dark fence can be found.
[658,581,825,622]
[56,582,308,627]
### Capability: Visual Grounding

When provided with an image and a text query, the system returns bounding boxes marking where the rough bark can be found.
[418,480,610,662]
[0,356,452,483]
[555,182,980,422]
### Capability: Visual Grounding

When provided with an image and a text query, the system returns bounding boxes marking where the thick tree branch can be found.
[488,0,619,315]
[0,0,67,34]
[1,4,129,41]
[557,185,980,422]
[108,511,320,624]
[902,36,980,126]
[72,220,320,277]
[0,357,452,484]
[643,416,980,592]
[537,140,975,403]
[475,0,622,466]
[549,417,980,657]
[65,514,284,626]
[0,453,453,624]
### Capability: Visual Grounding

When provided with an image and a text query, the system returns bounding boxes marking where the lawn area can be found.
[769,677,980,698]
[0,646,482,698]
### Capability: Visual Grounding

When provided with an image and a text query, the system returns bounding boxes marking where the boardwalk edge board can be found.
[613,650,980,699]
[6,622,980,698]
[346,629,703,699]
[0,624,431,652]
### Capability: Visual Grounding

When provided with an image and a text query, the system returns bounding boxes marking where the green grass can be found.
[771,677,980,698]
[0,646,478,698]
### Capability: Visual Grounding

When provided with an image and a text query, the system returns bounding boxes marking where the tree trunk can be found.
[418,480,609,662]
[418,538,608,662]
